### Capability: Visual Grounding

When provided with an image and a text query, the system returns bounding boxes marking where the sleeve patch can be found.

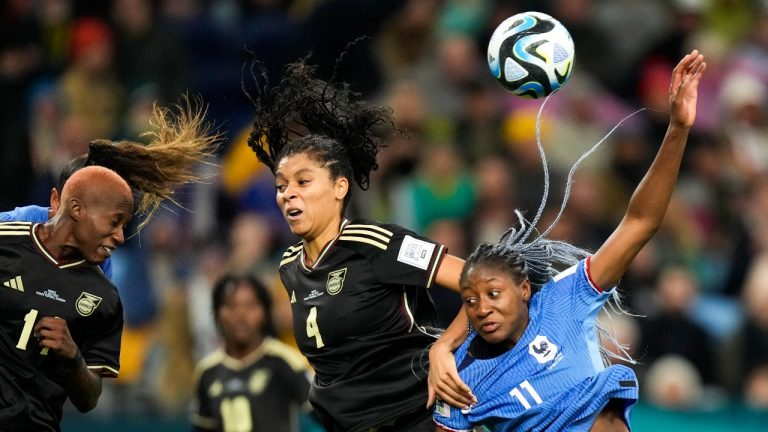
[434,400,451,417]
[397,235,436,270]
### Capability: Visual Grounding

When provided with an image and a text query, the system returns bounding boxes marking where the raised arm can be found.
[589,50,706,289]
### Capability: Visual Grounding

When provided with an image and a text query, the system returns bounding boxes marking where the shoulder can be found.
[0,206,49,223]
[262,337,309,372]
[0,222,33,244]
[194,350,226,379]
[279,241,303,268]
[337,219,400,252]
[339,219,437,254]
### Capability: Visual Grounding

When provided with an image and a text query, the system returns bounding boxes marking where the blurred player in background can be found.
[433,51,706,432]
[191,274,313,432]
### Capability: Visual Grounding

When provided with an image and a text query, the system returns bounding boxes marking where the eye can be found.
[275,183,286,193]
[298,179,310,186]
[488,290,500,299]
[464,297,477,306]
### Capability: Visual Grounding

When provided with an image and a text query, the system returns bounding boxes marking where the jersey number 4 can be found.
[306,306,325,348]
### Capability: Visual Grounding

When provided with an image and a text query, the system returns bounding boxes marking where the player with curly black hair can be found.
[245,59,474,432]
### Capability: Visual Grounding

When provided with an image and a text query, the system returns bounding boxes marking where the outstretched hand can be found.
[669,50,706,130]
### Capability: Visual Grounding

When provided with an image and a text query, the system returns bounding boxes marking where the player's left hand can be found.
[669,49,706,130]
[34,316,79,360]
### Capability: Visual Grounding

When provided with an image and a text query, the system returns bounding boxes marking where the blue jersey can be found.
[434,259,638,432]
[0,205,113,279]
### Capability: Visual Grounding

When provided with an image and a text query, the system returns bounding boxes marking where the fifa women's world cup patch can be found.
[397,235,435,270]
[434,399,451,417]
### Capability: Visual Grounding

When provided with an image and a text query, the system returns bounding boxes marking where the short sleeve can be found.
[364,224,446,289]
[81,300,123,377]
[548,258,612,321]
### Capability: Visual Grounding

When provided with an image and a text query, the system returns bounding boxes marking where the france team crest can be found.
[528,335,558,363]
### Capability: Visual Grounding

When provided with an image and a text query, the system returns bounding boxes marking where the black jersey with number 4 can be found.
[0,222,123,432]
[192,337,311,432]
[279,219,447,432]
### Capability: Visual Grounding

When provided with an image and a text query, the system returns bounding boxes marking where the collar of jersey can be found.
[220,337,276,371]
[31,223,88,269]
[299,218,350,272]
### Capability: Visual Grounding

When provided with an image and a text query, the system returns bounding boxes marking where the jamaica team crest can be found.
[76,292,103,316]
[326,268,347,295]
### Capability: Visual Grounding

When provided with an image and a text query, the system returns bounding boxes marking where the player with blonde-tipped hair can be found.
[0,98,219,431]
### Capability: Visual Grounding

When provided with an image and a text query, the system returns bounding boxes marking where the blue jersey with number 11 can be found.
[434,259,638,432]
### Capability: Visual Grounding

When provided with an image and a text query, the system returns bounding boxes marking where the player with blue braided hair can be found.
[432,50,706,432]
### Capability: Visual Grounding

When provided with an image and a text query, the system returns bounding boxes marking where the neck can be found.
[35,222,83,263]
[303,217,345,266]
[226,336,264,360]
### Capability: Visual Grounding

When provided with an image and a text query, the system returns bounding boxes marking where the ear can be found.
[49,188,60,218]
[520,278,532,302]
[334,177,349,201]
[68,198,84,221]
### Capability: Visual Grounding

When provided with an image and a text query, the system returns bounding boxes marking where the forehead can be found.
[275,152,325,176]
[89,192,134,216]
[463,265,515,287]
[223,282,261,303]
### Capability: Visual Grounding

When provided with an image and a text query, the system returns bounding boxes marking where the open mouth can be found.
[101,246,114,257]
[286,208,302,219]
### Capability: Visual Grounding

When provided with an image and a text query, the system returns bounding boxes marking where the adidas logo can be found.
[3,275,24,292]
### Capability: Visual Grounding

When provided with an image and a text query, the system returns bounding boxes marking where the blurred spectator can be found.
[392,142,476,232]
[645,355,704,409]
[724,253,768,394]
[0,0,41,210]
[638,265,718,385]
[424,218,466,327]
[111,0,188,104]
[469,155,517,245]
[598,308,641,368]
[59,17,124,139]
[744,365,768,409]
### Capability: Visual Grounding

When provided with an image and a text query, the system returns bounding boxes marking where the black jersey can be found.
[192,337,311,432]
[0,222,123,432]
[279,219,447,432]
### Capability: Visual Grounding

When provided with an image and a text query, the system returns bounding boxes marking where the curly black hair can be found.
[244,58,394,209]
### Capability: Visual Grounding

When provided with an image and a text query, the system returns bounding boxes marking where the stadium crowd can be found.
[2,0,768,427]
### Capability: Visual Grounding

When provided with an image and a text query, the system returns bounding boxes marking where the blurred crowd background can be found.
[3,0,768,430]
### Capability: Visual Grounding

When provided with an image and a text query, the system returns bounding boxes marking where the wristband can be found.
[61,349,86,372]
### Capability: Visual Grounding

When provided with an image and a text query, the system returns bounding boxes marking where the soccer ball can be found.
[487,11,575,98]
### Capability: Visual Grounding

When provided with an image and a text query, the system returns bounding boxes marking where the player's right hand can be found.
[427,341,476,409]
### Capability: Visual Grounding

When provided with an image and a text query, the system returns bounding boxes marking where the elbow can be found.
[73,396,100,413]
[70,381,103,413]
